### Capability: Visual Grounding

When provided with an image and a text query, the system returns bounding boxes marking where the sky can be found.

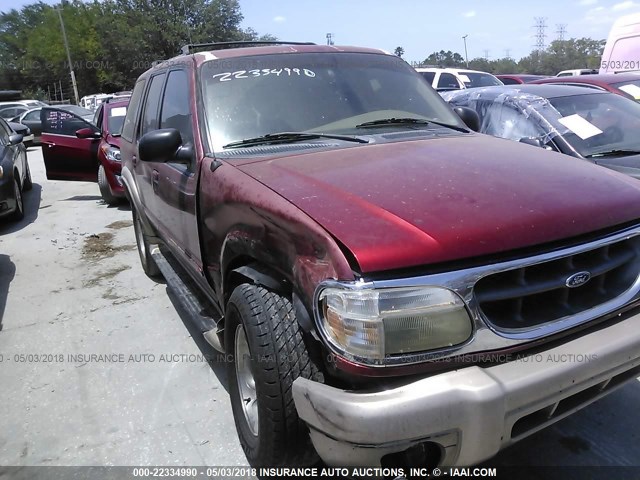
[0,0,636,64]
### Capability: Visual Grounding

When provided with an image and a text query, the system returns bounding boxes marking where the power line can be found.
[533,17,548,51]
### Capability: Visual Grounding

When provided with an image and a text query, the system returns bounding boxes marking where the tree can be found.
[394,46,404,57]
[422,50,465,67]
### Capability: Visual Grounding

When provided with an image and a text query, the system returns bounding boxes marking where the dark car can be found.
[443,84,640,178]
[0,117,32,221]
[529,72,640,100]
[40,42,640,469]
[11,104,93,146]
[496,74,551,84]
[39,100,128,205]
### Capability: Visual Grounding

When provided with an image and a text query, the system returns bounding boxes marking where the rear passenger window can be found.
[437,73,460,90]
[160,70,193,144]
[121,80,146,142]
[420,72,436,84]
[140,73,166,137]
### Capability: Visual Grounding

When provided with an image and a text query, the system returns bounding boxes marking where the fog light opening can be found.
[381,441,442,475]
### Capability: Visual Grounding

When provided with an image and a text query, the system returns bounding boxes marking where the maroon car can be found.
[496,74,550,84]
[42,42,640,469]
[530,72,640,100]
[40,99,129,204]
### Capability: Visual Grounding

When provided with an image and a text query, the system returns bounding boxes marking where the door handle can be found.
[152,170,159,193]
[132,155,138,167]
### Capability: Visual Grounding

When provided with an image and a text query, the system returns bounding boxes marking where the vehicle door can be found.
[149,68,202,270]
[133,72,166,228]
[40,107,100,181]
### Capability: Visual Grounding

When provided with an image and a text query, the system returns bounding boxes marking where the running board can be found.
[151,248,225,353]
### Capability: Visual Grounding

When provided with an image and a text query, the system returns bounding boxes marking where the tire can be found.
[23,160,32,191]
[9,176,24,221]
[98,165,119,205]
[225,284,322,467]
[132,206,161,278]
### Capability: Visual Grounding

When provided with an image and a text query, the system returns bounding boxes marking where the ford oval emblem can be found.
[566,271,591,288]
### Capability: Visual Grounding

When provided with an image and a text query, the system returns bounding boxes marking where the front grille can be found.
[474,236,640,331]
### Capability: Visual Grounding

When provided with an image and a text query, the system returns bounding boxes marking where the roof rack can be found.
[180,41,316,55]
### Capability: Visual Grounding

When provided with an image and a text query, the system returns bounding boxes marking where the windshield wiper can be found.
[586,149,640,158]
[222,131,368,149]
[355,117,468,132]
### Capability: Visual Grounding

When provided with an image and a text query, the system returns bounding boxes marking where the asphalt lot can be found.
[0,148,639,472]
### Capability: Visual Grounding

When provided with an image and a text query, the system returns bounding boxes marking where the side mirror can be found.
[76,127,100,139]
[8,134,23,145]
[139,128,183,163]
[452,106,480,132]
[519,137,544,148]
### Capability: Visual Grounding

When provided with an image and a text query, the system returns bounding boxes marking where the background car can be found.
[11,104,93,146]
[443,84,640,178]
[415,67,503,92]
[496,74,551,85]
[529,73,640,101]
[0,105,28,120]
[0,117,32,221]
[40,99,129,205]
[556,69,598,77]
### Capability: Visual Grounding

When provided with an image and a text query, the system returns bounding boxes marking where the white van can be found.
[600,12,640,74]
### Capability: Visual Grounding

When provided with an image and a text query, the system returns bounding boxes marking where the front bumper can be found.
[293,309,640,466]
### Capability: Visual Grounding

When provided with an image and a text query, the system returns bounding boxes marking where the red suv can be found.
[44,42,640,469]
[41,99,129,204]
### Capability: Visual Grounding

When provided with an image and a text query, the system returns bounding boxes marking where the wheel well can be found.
[225,258,289,305]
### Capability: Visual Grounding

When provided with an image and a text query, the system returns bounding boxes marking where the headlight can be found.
[318,286,473,363]
[101,145,121,162]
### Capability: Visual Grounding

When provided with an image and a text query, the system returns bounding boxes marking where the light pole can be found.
[57,6,79,105]
[462,34,469,68]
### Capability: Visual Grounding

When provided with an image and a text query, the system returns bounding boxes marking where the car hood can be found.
[236,135,640,273]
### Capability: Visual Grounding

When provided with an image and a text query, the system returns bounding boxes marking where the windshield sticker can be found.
[110,106,127,117]
[618,83,640,99]
[558,114,603,140]
[212,68,316,82]
[458,74,470,83]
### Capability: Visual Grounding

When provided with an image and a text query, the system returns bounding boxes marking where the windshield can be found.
[461,72,503,88]
[548,93,640,157]
[611,79,640,100]
[200,52,464,151]
[107,105,128,133]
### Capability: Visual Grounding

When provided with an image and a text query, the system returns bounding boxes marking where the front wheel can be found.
[98,165,119,205]
[225,284,322,466]
[9,177,24,221]
[23,160,32,191]
[132,206,161,278]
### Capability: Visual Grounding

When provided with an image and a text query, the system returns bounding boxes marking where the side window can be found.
[41,109,91,136]
[121,79,146,142]
[160,70,193,145]
[140,73,166,137]
[500,77,519,85]
[420,71,436,84]
[437,73,460,90]
[24,110,40,121]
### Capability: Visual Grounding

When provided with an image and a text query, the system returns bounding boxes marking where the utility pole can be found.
[326,33,334,46]
[57,6,79,105]
[462,34,469,67]
[505,49,511,60]
[556,24,567,41]
[533,17,548,51]
[483,49,489,61]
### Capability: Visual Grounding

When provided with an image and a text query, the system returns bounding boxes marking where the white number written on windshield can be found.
[212,68,316,82]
